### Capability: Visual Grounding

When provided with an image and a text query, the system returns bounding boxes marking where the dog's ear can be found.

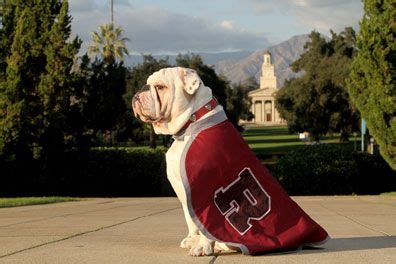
[179,68,202,95]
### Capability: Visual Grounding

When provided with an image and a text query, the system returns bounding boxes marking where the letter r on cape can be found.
[214,168,271,235]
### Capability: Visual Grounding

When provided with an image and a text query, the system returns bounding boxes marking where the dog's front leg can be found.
[189,234,215,257]
[180,203,200,249]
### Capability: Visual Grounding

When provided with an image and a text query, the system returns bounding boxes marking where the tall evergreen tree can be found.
[347,0,395,169]
[0,0,19,82]
[39,1,81,156]
[0,0,81,160]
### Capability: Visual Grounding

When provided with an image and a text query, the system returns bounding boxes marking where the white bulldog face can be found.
[132,67,210,135]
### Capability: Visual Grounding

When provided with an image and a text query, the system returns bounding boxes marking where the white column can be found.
[262,100,265,123]
[272,100,275,123]
[263,100,267,123]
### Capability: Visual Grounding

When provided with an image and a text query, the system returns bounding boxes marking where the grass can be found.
[243,126,303,158]
[0,197,81,208]
[380,192,396,196]
[242,125,360,161]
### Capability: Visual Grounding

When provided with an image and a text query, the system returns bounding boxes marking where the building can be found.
[248,51,285,125]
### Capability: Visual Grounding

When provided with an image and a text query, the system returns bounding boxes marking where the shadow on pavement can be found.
[308,236,396,253]
[214,236,396,257]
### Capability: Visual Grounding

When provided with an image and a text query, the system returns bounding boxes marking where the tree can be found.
[0,0,81,160]
[0,0,18,82]
[326,28,360,141]
[276,30,359,141]
[226,83,253,130]
[38,1,83,156]
[347,0,396,169]
[243,76,259,92]
[79,57,127,146]
[88,23,129,63]
[83,22,130,146]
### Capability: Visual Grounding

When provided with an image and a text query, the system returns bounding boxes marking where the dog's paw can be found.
[180,235,199,249]
[189,240,214,257]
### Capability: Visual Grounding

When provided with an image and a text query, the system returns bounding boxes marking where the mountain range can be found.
[126,34,311,88]
[214,35,310,87]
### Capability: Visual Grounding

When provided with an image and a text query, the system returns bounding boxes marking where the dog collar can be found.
[179,98,218,133]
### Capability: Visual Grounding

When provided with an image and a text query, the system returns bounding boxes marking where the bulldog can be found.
[132,67,329,257]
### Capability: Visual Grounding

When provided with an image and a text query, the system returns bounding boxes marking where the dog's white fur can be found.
[132,67,231,256]
[133,67,212,135]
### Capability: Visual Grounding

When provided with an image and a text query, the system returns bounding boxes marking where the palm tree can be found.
[88,23,129,62]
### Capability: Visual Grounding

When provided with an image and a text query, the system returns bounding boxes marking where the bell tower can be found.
[247,49,285,125]
[260,51,277,89]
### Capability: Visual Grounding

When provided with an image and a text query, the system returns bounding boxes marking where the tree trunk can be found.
[311,133,321,143]
[162,135,172,147]
[339,131,349,143]
[149,127,157,149]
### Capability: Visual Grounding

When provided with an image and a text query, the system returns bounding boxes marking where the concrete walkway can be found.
[0,196,395,264]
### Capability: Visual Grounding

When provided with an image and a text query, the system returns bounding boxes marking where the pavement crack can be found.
[0,204,149,228]
[0,206,180,259]
[209,255,218,264]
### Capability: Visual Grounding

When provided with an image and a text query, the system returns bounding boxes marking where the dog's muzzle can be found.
[132,84,163,123]
[132,84,151,106]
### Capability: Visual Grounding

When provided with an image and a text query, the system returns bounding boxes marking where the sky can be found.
[69,0,364,55]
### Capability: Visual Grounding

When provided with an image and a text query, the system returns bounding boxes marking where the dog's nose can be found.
[133,85,150,103]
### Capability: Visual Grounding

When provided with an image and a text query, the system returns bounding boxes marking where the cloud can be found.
[220,20,236,30]
[69,1,269,54]
[243,0,363,33]
[69,0,98,12]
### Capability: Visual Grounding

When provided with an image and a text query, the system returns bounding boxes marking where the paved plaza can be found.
[0,196,395,263]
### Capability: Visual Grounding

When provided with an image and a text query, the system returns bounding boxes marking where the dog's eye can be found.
[155,85,165,91]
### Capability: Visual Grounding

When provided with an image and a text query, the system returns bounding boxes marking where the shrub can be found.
[0,147,173,197]
[69,147,171,197]
[273,144,396,195]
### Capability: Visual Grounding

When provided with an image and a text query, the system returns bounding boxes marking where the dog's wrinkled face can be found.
[132,67,205,135]
[132,83,170,123]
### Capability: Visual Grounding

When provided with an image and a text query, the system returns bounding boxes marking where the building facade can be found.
[248,51,285,125]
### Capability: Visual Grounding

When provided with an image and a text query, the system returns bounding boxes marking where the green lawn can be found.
[381,192,396,196]
[0,197,81,208]
[242,125,359,161]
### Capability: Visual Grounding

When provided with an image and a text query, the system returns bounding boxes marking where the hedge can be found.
[2,144,395,197]
[273,144,396,195]
[72,147,172,197]
[0,147,173,197]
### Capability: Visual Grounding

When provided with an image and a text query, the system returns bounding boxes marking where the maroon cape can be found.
[183,120,329,255]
